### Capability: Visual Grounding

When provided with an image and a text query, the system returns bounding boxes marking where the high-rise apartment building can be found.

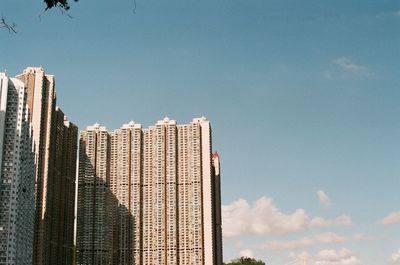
[16,67,56,265]
[77,123,112,265]
[16,67,78,265]
[47,107,78,265]
[212,152,223,264]
[0,73,36,265]
[77,117,223,265]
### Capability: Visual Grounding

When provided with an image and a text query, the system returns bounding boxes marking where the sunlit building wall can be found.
[16,67,77,265]
[0,73,35,265]
[78,117,223,265]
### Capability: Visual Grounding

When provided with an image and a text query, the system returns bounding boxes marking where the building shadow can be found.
[76,142,135,265]
[34,109,79,265]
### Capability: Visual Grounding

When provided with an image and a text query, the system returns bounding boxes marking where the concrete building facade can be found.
[15,67,78,265]
[47,108,78,265]
[16,67,56,265]
[77,117,222,265]
[77,123,112,265]
[0,73,36,265]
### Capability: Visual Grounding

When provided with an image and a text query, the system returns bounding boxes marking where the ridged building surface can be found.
[77,117,223,265]
[77,124,112,265]
[16,67,56,265]
[15,67,78,265]
[0,73,36,265]
[47,107,78,265]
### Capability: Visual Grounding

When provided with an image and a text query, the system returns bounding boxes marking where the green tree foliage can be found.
[224,257,266,265]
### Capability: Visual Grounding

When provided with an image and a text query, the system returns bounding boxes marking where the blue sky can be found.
[1,0,400,264]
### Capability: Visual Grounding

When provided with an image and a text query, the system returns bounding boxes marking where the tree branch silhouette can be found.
[2,0,137,33]
[0,17,17,33]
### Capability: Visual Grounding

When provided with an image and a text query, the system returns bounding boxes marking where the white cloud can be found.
[239,249,255,258]
[394,10,400,17]
[222,197,352,238]
[310,215,352,227]
[333,57,369,75]
[262,232,346,250]
[352,233,379,241]
[314,248,362,265]
[324,57,372,80]
[390,249,400,264]
[289,251,309,262]
[379,212,400,225]
[317,190,331,207]
[289,251,310,265]
[261,232,377,251]
[324,70,334,80]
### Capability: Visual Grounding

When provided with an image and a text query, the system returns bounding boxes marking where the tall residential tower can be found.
[16,67,56,265]
[16,67,78,265]
[47,107,78,265]
[0,73,36,265]
[77,123,112,265]
[77,117,223,265]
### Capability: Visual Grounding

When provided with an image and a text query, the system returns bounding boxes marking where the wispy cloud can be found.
[323,70,335,80]
[315,248,362,265]
[261,232,346,250]
[222,197,352,238]
[317,190,331,208]
[352,233,380,241]
[260,232,376,250]
[374,10,400,19]
[291,248,365,265]
[379,212,400,225]
[390,249,400,264]
[289,251,309,262]
[239,249,255,258]
[310,215,352,227]
[324,57,371,80]
[333,57,369,75]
